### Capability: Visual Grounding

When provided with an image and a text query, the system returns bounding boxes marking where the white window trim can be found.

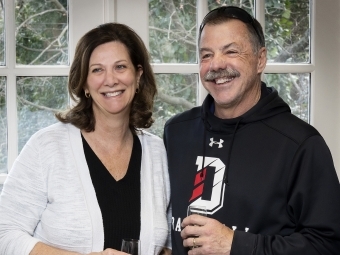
[1,0,339,184]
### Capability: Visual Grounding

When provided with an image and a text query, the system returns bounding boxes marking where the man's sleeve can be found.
[231,135,340,255]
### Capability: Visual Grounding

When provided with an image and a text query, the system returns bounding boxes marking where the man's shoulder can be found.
[263,112,320,143]
[165,106,201,128]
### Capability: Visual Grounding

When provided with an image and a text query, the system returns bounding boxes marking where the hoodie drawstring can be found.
[201,112,209,178]
[223,118,241,185]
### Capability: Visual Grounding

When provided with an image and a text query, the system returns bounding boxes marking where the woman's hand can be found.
[159,247,172,255]
[88,248,129,255]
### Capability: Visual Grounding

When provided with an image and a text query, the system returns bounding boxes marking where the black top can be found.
[82,134,141,250]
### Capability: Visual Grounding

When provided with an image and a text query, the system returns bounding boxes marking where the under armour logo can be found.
[232,226,250,232]
[209,138,224,148]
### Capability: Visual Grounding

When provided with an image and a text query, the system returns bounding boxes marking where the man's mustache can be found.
[204,68,240,81]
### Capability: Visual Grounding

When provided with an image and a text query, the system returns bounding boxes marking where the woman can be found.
[0,23,171,255]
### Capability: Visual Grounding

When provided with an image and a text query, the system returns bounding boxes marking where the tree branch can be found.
[149,26,196,46]
[29,25,68,65]
[16,9,66,34]
[48,0,67,12]
[157,91,195,109]
[17,96,59,113]
[273,30,309,62]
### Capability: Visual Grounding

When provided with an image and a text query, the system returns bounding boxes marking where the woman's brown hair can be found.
[56,23,157,134]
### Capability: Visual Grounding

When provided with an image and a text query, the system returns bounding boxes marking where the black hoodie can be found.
[164,83,340,254]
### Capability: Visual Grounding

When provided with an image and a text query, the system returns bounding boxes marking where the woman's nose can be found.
[105,71,118,87]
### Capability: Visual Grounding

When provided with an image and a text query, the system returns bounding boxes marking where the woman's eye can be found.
[116,65,126,70]
[92,68,102,73]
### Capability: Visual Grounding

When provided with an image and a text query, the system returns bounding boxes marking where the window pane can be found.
[17,76,68,152]
[0,3,4,65]
[208,0,254,14]
[148,73,198,137]
[0,77,6,174]
[265,0,310,63]
[149,0,197,63]
[15,0,68,65]
[264,73,310,122]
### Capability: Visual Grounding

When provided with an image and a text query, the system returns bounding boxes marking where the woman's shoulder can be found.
[137,129,162,142]
[28,122,78,146]
[137,130,165,149]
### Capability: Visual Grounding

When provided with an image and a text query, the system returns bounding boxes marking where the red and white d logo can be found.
[189,156,226,214]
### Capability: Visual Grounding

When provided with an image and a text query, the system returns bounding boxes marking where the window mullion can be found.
[196,1,208,105]
[265,63,315,73]
[104,0,116,23]
[5,0,18,173]
[254,0,265,28]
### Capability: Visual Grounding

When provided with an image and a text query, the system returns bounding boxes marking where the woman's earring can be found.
[85,91,90,98]
[135,88,139,94]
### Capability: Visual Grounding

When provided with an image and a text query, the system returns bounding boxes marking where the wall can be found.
[312,0,340,178]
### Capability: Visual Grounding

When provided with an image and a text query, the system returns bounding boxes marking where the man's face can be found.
[199,19,266,119]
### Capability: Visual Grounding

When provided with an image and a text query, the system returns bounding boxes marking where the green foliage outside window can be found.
[17,76,69,151]
[16,0,68,65]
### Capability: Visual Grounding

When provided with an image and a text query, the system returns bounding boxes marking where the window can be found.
[1,0,340,192]
[0,0,69,187]
[147,0,311,136]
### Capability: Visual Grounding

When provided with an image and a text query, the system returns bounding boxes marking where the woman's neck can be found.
[82,114,133,152]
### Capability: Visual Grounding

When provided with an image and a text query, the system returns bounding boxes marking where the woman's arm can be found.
[30,242,81,255]
[30,242,129,255]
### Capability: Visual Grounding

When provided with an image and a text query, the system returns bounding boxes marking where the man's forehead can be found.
[199,22,250,48]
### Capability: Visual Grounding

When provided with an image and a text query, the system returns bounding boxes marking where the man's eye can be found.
[226,50,238,55]
[201,54,212,59]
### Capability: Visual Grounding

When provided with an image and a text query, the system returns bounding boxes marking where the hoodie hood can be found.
[201,82,291,134]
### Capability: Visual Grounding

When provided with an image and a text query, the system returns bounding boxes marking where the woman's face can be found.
[85,41,143,120]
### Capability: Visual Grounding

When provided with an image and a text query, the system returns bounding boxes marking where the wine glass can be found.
[187,204,207,249]
[121,238,140,255]
[187,204,207,216]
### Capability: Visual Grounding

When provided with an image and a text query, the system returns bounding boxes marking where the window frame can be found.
[1,0,339,185]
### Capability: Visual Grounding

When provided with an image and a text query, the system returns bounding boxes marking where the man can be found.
[163,6,340,255]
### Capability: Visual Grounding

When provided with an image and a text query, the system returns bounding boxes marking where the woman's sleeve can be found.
[0,135,47,255]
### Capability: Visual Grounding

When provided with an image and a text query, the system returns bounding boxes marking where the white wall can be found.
[312,0,340,178]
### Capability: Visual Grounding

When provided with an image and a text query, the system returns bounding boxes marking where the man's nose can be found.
[209,55,227,71]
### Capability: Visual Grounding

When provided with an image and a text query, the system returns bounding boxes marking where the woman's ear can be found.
[137,64,143,81]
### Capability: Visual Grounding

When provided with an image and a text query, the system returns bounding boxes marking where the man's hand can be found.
[181,215,234,255]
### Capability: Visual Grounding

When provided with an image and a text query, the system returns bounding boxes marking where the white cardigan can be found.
[0,123,171,255]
